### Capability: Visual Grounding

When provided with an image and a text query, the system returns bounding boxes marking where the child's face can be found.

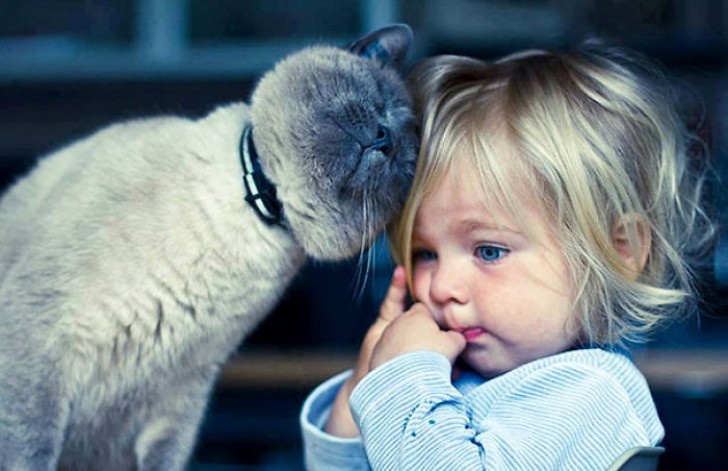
[410,156,577,379]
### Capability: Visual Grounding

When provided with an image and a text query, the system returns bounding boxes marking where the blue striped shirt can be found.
[300,348,663,470]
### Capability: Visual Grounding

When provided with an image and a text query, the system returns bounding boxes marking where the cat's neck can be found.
[239,124,285,228]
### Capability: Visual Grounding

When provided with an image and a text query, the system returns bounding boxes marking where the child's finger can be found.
[446,329,467,349]
[378,266,407,322]
[443,330,467,359]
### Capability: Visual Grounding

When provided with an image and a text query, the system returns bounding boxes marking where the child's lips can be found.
[462,327,486,342]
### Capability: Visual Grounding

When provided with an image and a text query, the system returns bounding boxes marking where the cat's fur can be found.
[0,25,417,470]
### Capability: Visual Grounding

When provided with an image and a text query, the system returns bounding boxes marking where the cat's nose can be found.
[370,124,393,156]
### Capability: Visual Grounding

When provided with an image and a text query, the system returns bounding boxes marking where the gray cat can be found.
[0,25,417,470]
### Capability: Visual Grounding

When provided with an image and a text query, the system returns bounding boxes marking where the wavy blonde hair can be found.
[389,42,714,346]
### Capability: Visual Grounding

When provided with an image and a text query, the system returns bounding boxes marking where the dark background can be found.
[1,1,727,469]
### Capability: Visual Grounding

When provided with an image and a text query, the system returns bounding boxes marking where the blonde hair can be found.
[389,42,714,346]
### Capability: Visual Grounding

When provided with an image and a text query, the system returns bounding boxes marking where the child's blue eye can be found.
[412,249,436,262]
[476,245,509,263]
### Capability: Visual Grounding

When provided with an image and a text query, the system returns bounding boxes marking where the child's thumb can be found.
[379,266,407,322]
[445,330,467,355]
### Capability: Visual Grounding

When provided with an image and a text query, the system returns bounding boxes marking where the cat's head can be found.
[250,24,418,260]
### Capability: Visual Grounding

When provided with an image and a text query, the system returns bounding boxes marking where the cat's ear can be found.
[347,24,413,72]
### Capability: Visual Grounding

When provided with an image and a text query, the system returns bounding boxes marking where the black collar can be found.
[239,124,285,228]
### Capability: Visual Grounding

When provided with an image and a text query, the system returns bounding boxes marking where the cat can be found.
[0,24,417,470]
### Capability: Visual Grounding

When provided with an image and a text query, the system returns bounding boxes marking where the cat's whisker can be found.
[352,191,373,304]
[352,201,368,299]
[358,236,377,306]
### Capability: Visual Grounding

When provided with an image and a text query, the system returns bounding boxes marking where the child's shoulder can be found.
[463,348,663,449]
[463,348,648,406]
[537,347,636,372]
[515,347,644,389]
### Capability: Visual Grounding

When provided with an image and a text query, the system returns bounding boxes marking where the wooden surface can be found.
[631,349,728,397]
[219,348,728,396]
[218,349,356,390]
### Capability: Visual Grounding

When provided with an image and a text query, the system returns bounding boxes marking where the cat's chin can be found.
[290,222,380,262]
[297,237,375,262]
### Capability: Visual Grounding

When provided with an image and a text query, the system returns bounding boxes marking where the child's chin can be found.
[459,351,508,379]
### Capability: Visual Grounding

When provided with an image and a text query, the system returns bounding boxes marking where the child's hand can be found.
[369,303,466,371]
[324,266,408,437]
[355,266,409,382]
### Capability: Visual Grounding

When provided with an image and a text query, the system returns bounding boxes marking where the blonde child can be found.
[300,41,713,470]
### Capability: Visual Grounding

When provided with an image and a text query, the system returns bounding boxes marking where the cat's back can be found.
[0,105,249,267]
[0,115,195,227]
[0,103,267,421]
[0,104,254,329]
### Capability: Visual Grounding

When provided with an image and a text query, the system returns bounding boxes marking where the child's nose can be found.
[429,259,469,306]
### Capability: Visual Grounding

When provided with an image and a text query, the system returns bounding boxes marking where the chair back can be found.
[607,446,665,471]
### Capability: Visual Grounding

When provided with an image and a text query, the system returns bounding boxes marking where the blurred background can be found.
[1,0,727,469]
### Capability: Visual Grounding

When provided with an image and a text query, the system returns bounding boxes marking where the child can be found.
[300,41,713,470]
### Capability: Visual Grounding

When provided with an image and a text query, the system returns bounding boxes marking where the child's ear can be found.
[612,213,651,280]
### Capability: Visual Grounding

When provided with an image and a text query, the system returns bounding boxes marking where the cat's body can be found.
[0,26,416,470]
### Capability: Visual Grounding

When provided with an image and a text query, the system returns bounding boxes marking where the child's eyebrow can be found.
[455,218,523,236]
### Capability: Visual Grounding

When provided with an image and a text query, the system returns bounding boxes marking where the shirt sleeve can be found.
[350,351,484,471]
[300,369,371,471]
